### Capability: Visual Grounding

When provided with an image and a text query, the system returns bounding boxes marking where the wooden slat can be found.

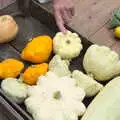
[89,20,120,54]
[89,23,115,47]
[69,0,120,38]
[111,40,120,54]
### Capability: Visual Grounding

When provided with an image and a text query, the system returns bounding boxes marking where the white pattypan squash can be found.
[25,71,86,120]
[49,55,71,77]
[53,31,83,59]
[83,44,120,81]
[72,70,103,97]
[1,78,28,103]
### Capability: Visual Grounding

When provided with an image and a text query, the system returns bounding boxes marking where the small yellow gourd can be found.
[23,63,48,85]
[21,36,53,63]
[0,58,24,79]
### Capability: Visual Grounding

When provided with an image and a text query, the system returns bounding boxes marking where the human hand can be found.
[52,0,74,33]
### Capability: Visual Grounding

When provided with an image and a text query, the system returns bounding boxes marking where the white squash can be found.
[1,78,28,104]
[53,31,83,59]
[72,70,103,97]
[49,55,71,77]
[83,44,120,81]
[25,71,86,120]
[81,76,120,120]
[0,15,18,43]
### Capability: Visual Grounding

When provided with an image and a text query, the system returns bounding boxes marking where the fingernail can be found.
[63,28,67,34]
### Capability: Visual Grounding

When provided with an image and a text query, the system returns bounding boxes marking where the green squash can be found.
[81,76,120,120]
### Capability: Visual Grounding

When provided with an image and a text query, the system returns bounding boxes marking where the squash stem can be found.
[53,91,61,100]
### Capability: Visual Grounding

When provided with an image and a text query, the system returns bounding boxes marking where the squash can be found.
[1,78,28,104]
[49,55,71,77]
[0,59,24,79]
[25,71,86,120]
[23,63,48,85]
[0,15,18,43]
[83,44,120,81]
[21,36,53,63]
[81,76,120,120]
[53,31,83,59]
[72,70,103,97]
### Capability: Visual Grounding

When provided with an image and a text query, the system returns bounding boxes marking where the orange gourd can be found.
[23,63,48,85]
[21,36,53,63]
[0,58,24,79]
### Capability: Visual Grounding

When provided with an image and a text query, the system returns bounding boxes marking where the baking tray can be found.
[0,0,93,120]
[0,94,25,120]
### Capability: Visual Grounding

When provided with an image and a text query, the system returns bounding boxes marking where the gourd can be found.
[25,71,86,120]
[49,55,71,77]
[1,78,28,104]
[72,70,103,97]
[0,58,24,79]
[83,44,120,81]
[21,36,53,63]
[53,31,83,59]
[0,15,18,43]
[81,76,120,120]
[23,63,48,85]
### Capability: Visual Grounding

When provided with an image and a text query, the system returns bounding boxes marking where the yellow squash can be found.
[21,36,53,63]
[23,63,48,85]
[0,58,24,79]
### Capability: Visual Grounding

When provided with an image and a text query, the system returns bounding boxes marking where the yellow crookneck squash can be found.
[21,36,53,63]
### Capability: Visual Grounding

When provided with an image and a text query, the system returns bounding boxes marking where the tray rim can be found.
[0,93,25,120]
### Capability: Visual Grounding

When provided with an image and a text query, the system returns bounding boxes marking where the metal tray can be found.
[0,94,25,120]
[0,0,93,120]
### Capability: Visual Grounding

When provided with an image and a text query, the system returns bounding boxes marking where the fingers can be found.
[54,8,74,33]
[61,9,71,23]
[54,10,67,33]
[53,0,75,33]
[65,4,75,19]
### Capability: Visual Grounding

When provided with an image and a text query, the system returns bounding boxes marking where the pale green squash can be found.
[81,76,120,120]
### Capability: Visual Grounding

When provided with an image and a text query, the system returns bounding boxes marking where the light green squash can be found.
[81,76,120,120]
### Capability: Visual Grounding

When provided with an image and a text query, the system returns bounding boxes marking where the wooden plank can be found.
[69,0,120,38]
[89,20,120,54]
[89,23,115,47]
[111,40,120,54]
[89,21,120,54]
